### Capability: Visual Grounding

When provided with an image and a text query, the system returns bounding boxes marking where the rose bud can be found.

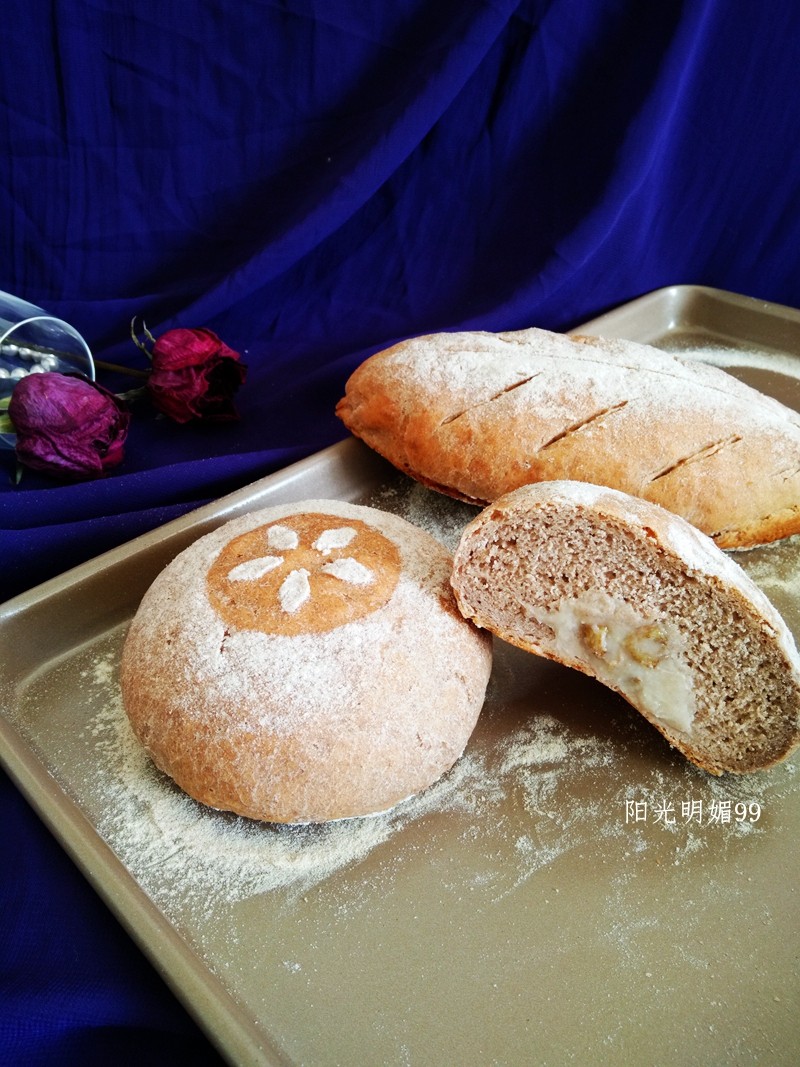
[10,372,130,480]
[146,327,246,424]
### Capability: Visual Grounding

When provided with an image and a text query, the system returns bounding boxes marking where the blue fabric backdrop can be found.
[2,1,800,1062]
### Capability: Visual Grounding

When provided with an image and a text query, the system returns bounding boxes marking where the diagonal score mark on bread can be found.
[566,333,800,422]
[646,434,744,484]
[336,325,800,547]
[509,331,798,413]
[439,372,540,426]
[537,400,629,451]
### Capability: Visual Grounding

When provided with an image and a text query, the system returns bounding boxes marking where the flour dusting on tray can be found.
[84,650,615,912]
[76,473,798,922]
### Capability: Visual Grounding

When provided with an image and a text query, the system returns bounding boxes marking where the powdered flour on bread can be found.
[336,327,800,548]
[450,480,800,774]
[121,499,493,822]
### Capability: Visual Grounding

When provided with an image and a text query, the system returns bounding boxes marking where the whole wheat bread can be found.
[121,499,492,823]
[336,327,800,548]
[450,480,800,774]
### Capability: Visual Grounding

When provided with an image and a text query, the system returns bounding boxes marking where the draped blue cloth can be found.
[3,1,800,1062]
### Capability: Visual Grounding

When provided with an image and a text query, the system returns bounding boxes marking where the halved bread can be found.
[336,326,800,548]
[450,480,800,774]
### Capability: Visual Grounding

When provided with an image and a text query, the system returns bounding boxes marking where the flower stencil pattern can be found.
[207,513,401,636]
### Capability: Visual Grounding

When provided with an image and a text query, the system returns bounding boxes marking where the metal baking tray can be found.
[2,285,799,1066]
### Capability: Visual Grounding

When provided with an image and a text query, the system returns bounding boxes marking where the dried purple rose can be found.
[9,372,130,480]
[145,327,246,424]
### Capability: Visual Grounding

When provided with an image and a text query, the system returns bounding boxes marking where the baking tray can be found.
[1,285,799,1066]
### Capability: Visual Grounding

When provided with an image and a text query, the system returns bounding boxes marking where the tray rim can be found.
[0,708,285,1065]
[4,283,800,620]
[1,436,374,620]
[3,282,800,1067]
[578,282,800,340]
[0,437,391,1067]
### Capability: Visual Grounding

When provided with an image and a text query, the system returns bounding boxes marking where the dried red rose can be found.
[146,327,246,424]
[10,372,130,479]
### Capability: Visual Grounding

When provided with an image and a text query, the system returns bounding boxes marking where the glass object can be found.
[0,290,94,447]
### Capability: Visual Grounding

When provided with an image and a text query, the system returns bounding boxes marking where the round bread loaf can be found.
[451,481,800,774]
[121,499,493,823]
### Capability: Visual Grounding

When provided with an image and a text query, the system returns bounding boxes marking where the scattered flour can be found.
[364,479,479,552]
[88,669,467,905]
[78,633,796,922]
[83,650,613,911]
[8,332,798,1065]
[69,437,799,924]
[661,338,800,382]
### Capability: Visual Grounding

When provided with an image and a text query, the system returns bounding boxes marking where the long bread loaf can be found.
[336,327,800,548]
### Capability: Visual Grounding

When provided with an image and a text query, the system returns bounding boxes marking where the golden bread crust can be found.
[336,327,800,548]
[121,500,492,823]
